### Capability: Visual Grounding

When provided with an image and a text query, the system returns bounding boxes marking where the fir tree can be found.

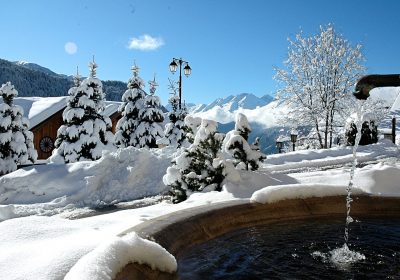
[359,121,372,146]
[345,121,358,146]
[0,82,37,175]
[53,60,114,163]
[159,79,187,147]
[135,76,165,148]
[115,63,147,148]
[370,120,378,144]
[163,119,226,203]
[223,113,265,171]
[183,115,202,144]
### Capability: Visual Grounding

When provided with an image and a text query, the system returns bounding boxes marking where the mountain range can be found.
[0,59,126,101]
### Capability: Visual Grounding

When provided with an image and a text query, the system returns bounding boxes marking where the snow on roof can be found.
[104,101,121,117]
[0,97,122,129]
[378,87,400,131]
[12,96,68,128]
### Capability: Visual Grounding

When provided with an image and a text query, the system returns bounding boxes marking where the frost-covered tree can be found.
[274,24,365,149]
[223,113,265,170]
[163,119,226,203]
[53,60,114,163]
[115,64,146,148]
[0,82,37,175]
[135,77,165,148]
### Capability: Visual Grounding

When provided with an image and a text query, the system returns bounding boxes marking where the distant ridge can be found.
[0,58,126,101]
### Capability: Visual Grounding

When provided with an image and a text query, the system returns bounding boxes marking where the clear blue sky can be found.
[1,0,400,105]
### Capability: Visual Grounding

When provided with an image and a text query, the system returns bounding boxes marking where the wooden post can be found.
[392,117,396,144]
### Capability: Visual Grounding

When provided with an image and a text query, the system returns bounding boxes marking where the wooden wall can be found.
[31,110,64,159]
[31,110,122,159]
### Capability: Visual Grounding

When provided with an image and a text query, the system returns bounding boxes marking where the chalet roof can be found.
[13,96,67,128]
[0,96,121,129]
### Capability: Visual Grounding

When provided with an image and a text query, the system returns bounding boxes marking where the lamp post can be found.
[290,128,298,152]
[276,135,285,154]
[276,140,283,154]
[169,58,191,109]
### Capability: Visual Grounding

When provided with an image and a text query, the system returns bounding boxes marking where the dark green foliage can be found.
[370,121,378,144]
[359,121,372,146]
[345,122,358,146]
[346,120,379,146]
[168,128,226,203]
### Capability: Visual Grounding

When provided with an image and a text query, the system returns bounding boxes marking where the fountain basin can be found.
[115,195,400,279]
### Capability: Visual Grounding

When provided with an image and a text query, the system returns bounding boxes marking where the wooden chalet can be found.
[13,97,121,159]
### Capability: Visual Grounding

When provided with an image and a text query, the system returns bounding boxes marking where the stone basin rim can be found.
[115,194,400,280]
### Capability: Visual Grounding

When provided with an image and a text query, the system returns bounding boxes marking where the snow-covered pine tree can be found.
[0,82,37,175]
[159,79,188,147]
[359,121,372,146]
[115,63,147,148]
[184,115,202,144]
[135,76,165,148]
[223,113,265,171]
[235,112,251,141]
[345,121,358,146]
[53,60,114,163]
[370,120,378,144]
[163,119,226,203]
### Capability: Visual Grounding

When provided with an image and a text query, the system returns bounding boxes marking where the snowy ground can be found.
[1,140,400,279]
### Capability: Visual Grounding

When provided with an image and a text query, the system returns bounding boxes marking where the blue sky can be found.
[1,0,400,105]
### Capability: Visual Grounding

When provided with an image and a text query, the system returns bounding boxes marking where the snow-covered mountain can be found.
[191,93,273,113]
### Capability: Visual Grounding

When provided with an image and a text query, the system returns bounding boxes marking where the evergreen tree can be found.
[183,115,202,144]
[345,121,358,146]
[0,82,37,175]
[53,60,114,163]
[235,112,251,141]
[370,120,378,144]
[223,113,265,171]
[359,121,372,146]
[135,77,165,148]
[163,119,226,203]
[115,63,147,148]
[159,79,188,147]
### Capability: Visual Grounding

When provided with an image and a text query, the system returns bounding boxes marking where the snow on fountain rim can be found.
[64,232,177,280]
[250,183,366,204]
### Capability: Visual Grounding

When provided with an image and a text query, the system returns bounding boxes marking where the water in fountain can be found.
[320,99,367,268]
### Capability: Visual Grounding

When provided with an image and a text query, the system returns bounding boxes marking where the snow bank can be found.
[250,184,365,204]
[0,147,174,219]
[65,232,177,280]
[264,141,399,172]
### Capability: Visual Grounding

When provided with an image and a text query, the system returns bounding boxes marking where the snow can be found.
[0,147,173,212]
[65,232,177,280]
[251,184,366,204]
[1,135,400,279]
[193,100,288,128]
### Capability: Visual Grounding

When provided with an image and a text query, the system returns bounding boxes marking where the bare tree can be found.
[274,24,365,148]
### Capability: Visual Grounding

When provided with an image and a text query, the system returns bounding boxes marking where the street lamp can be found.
[276,135,285,154]
[169,58,191,109]
[290,128,298,152]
